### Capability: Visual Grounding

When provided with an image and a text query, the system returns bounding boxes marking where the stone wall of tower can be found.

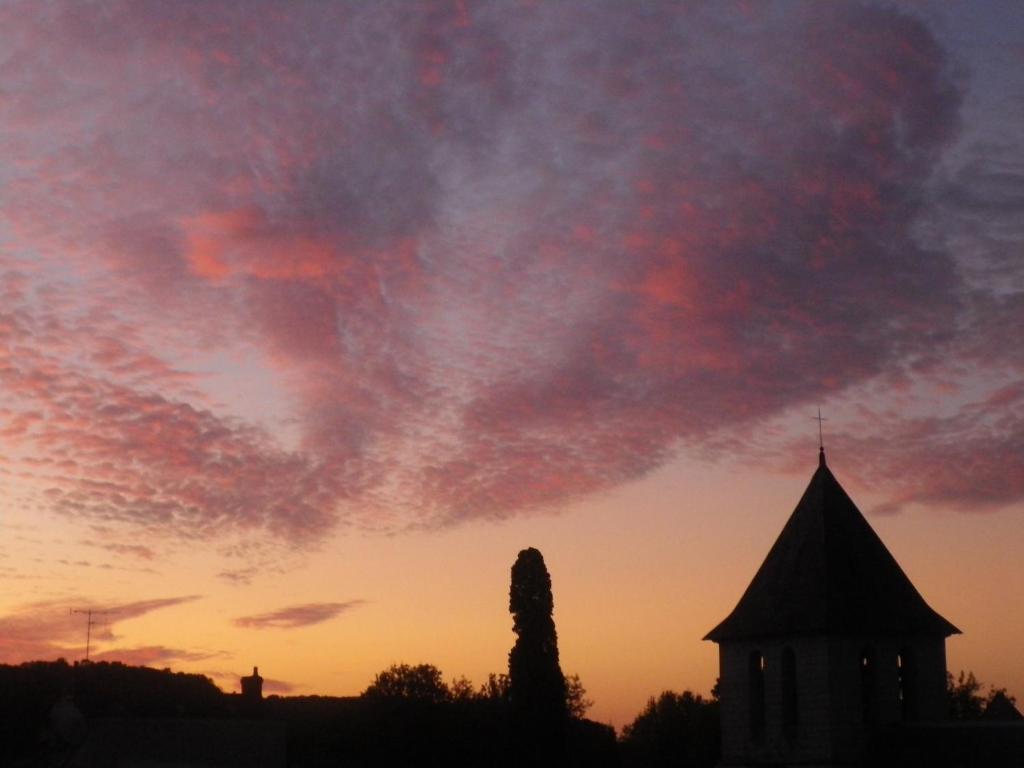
[915,636,949,721]
[719,637,835,766]
[718,643,747,765]
[827,635,948,762]
[719,635,949,766]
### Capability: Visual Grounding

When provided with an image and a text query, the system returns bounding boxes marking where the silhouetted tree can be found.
[948,670,985,720]
[508,547,568,764]
[449,675,476,702]
[947,670,1017,720]
[362,663,450,703]
[478,672,511,702]
[565,673,593,719]
[619,690,720,768]
[509,548,567,718]
[477,669,589,717]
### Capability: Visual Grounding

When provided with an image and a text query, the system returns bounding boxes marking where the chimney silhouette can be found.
[240,666,264,714]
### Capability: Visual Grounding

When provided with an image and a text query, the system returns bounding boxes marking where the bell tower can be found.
[705,450,958,766]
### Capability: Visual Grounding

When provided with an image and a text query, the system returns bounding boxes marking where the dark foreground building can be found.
[705,448,960,767]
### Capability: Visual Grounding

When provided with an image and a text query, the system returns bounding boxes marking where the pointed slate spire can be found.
[705,456,959,642]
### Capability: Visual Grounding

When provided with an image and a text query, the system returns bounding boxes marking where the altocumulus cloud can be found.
[0,1,1020,541]
[233,601,366,630]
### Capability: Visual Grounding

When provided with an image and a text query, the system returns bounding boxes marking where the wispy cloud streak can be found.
[233,601,366,630]
[0,595,203,664]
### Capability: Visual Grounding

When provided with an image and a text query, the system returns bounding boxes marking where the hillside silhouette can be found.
[0,658,625,767]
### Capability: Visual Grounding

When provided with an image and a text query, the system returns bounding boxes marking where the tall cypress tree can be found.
[508,547,568,759]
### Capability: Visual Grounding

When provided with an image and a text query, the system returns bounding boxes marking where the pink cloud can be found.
[81,540,158,561]
[0,1,1018,540]
[0,274,352,542]
[0,595,202,664]
[233,601,366,630]
[260,677,298,695]
[89,645,224,666]
[831,384,1024,515]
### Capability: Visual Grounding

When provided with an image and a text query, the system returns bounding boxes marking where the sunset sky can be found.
[1,1,1022,729]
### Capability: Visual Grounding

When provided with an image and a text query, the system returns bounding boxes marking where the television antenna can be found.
[70,608,115,662]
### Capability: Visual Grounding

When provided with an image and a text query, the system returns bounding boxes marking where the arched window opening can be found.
[860,647,877,728]
[749,650,766,741]
[898,649,917,721]
[782,647,798,740]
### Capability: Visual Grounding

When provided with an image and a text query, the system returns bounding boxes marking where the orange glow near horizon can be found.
[3,449,1019,729]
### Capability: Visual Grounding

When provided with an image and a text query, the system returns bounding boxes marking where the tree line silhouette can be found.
[361,663,590,719]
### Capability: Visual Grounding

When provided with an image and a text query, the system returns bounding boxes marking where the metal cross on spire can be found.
[813,408,827,450]
[813,408,828,466]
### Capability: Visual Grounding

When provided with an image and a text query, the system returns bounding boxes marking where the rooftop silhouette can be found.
[706,448,959,642]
